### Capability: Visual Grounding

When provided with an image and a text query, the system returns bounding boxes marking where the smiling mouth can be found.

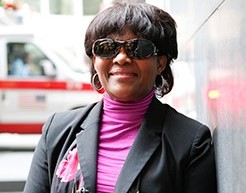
[109,72,138,78]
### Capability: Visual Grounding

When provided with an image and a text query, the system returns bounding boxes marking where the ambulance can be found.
[0,26,99,134]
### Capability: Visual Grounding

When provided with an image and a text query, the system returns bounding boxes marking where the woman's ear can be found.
[157,55,167,74]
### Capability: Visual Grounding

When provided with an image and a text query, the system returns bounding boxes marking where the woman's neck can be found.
[102,90,155,122]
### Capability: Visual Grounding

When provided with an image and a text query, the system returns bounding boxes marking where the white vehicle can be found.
[0,26,99,134]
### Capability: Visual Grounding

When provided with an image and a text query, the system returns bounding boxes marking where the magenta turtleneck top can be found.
[97,90,154,193]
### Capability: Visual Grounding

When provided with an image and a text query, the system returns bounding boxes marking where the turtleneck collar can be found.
[102,90,155,121]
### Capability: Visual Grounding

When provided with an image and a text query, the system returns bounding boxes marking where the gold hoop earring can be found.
[91,73,104,94]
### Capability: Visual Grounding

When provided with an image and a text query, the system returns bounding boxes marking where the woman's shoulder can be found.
[42,102,100,142]
[50,102,98,125]
[151,98,209,134]
[160,102,211,140]
[160,103,214,173]
[164,103,205,129]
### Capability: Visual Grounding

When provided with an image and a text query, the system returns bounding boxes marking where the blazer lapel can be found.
[115,98,166,193]
[76,101,102,193]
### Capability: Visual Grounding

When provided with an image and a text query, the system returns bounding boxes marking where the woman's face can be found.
[93,32,167,102]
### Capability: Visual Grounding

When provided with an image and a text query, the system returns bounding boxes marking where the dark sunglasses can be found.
[92,38,158,59]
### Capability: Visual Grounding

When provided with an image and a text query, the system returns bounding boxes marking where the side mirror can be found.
[40,60,57,78]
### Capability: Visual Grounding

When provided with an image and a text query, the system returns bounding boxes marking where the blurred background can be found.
[0,0,245,192]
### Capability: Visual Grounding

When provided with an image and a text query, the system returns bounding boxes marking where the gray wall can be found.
[168,0,246,192]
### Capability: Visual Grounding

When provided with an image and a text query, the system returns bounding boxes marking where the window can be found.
[49,0,73,15]
[7,42,55,78]
[49,0,101,15]
[83,0,101,15]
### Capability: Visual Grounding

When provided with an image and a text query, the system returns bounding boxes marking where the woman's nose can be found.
[112,47,132,65]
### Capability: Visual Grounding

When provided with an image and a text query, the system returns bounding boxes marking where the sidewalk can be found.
[0,134,40,192]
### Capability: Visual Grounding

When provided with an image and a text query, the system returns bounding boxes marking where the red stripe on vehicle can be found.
[0,80,94,91]
[0,123,43,134]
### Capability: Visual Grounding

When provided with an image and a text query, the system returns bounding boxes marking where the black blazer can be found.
[23,97,217,193]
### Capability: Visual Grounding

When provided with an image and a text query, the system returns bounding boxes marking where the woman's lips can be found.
[110,71,137,78]
[110,72,136,76]
[109,69,137,77]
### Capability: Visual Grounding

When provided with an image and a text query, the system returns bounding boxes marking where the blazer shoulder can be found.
[162,104,213,163]
[42,102,99,143]
[163,103,207,132]
[162,103,212,147]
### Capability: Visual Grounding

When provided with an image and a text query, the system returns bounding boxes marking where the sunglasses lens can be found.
[93,39,118,58]
[126,39,157,59]
[93,38,157,59]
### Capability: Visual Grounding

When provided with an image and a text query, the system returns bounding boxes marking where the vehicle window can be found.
[7,42,55,78]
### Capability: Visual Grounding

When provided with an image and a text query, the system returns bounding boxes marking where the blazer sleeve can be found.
[184,125,217,193]
[23,114,55,193]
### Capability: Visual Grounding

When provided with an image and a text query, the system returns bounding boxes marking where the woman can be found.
[23,2,217,193]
